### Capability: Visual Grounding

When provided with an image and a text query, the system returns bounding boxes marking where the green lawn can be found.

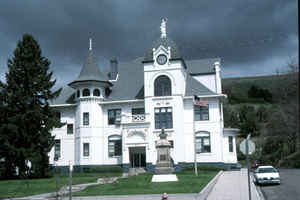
[0,173,121,199]
[73,170,218,196]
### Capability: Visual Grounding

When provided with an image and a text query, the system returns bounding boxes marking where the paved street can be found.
[207,168,260,200]
[259,169,300,200]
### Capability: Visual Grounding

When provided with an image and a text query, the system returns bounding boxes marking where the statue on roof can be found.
[89,38,92,51]
[160,18,167,38]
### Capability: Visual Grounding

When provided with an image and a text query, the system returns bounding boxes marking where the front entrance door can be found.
[129,147,146,168]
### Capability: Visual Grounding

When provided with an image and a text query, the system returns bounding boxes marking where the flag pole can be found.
[193,95,198,176]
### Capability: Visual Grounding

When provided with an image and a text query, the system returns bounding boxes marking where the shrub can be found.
[280,151,300,168]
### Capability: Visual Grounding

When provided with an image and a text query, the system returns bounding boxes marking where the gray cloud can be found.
[0,0,298,88]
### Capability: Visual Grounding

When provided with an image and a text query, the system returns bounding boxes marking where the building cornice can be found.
[99,99,144,105]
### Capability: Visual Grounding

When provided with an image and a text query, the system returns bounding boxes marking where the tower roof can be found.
[144,19,181,62]
[68,44,111,88]
[143,37,181,62]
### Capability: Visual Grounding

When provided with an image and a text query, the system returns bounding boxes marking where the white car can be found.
[254,166,281,185]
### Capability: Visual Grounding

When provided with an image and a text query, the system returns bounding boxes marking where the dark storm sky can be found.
[0,0,298,89]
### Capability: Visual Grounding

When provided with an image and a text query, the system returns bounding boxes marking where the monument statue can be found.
[154,129,174,174]
[160,18,167,38]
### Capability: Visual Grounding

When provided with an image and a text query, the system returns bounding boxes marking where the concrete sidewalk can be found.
[207,168,261,200]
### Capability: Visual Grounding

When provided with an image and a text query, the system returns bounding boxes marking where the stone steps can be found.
[155,167,174,174]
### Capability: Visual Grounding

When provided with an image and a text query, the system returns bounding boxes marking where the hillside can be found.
[221,74,285,104]
[221,73,299,168]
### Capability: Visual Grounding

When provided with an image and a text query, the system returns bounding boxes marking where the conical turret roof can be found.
[69,49,111,88]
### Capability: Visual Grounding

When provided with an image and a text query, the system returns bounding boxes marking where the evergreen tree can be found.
[0,34,63,178]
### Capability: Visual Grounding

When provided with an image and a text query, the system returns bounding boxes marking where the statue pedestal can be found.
[155,161,174,174]
[151,129,178,182]
[152,174,178,182]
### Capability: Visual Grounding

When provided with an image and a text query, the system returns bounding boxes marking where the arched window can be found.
[82,88,90,97]
[154,75,171,96]
[195,131,211,153]
[77,90,80,98]
[108,135,122,157]
[93,88,100,96]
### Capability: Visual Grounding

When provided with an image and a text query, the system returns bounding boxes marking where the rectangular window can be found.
[132,108,145,115]
[54,139,61,159]
[108,109,121,125]
[194,105,209,121]
[108,136,122,157]
[155,107,173,129]
[83,112,89,125]
[195,132,211,153]
[67,124,73,134]
[229,136,233,152]
[83,143,89,157]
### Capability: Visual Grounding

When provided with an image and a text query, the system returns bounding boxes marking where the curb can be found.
[250,174,265,200]
[197,170,223,200]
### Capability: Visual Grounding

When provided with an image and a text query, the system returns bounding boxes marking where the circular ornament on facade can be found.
[156,54,167,65]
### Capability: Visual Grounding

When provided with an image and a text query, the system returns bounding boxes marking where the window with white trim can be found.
[83,143,89,157]
[108,135,122,157]
[82,88,90,96]
[195,131,211,153]
[93,88,100,96]
[155,107,173,129]
[108,109,121,125]
[54,139,61,159]
[67,124,73,134]
[154,75,171,96]
[229,136,233,152]
[194,105,209,121]
[83,112,89,125]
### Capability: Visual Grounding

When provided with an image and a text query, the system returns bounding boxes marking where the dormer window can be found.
[93,89,100,97]
[82,88,90,97]
[154,75,171,96]
[77,90,80,98]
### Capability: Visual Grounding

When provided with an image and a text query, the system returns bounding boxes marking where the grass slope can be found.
[73,170,218,196]
[0,173,121,199]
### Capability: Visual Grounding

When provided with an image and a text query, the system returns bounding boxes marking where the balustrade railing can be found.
[132,114,146,122]
[120,114,147,124]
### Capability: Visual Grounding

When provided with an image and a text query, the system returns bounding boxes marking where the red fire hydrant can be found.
[162,192,168,200]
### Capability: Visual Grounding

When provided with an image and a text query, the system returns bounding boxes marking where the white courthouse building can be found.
[49,20,238,172]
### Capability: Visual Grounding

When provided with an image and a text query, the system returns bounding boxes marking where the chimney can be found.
[109,58,118,80]
[214,61,222,93]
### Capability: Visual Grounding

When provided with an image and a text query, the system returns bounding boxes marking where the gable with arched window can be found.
[154,75,171,96]
[195,131,211,153]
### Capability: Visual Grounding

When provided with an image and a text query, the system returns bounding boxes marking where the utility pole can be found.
[246,134,252,200]
[54,156,58,200]
[193,96,198,176]
[69,160,73,200]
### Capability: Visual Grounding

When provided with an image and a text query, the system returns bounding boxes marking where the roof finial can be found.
[160,18,167,38]
[89,38,92,51]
